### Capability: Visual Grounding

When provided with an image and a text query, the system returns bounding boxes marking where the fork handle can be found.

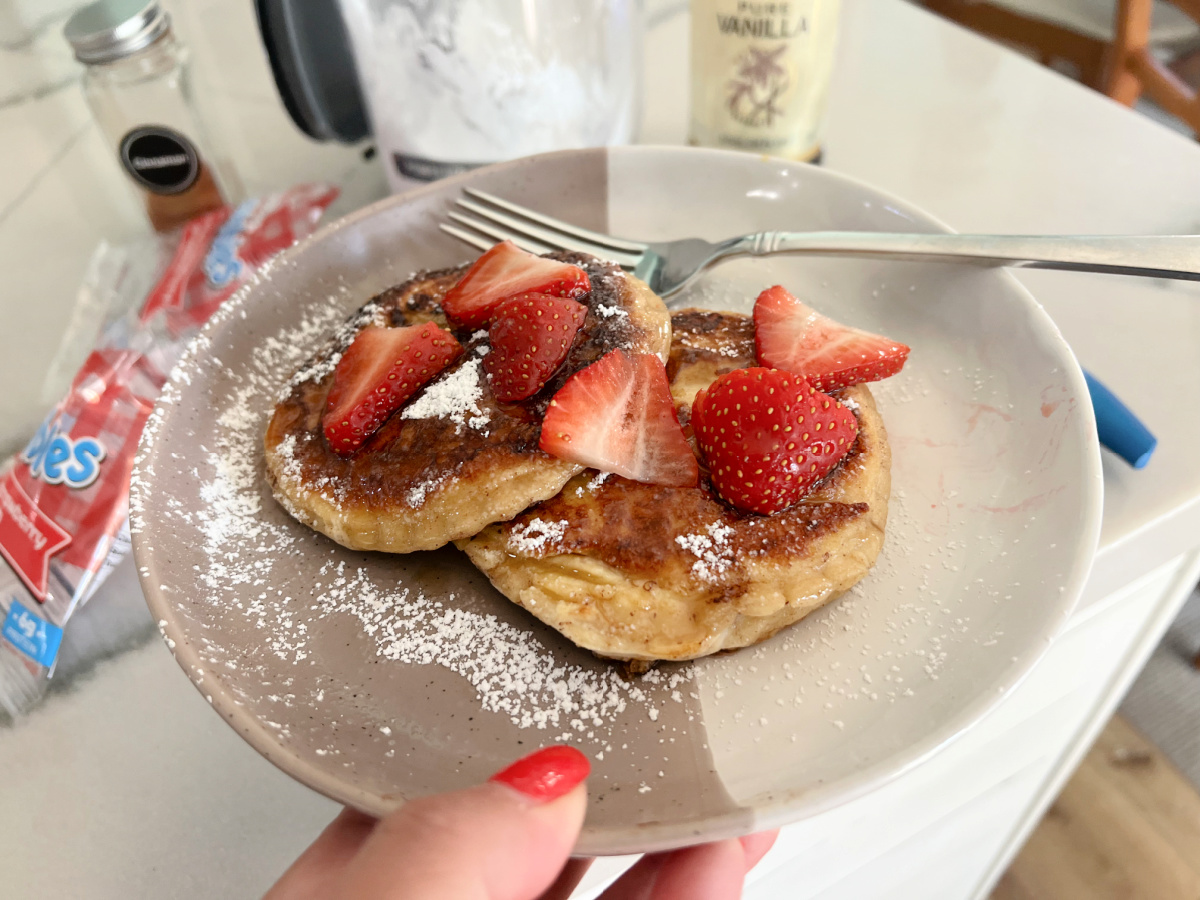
[727,232,1200,281]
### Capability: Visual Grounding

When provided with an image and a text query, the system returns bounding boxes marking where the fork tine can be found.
[464,188,648,253]
[454,199,644,268]
[439,223,495,254]
[445,213,558,256]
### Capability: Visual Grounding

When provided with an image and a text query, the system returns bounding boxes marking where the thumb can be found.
[335,746,590,900]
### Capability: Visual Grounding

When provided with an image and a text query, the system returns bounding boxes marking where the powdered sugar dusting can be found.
[508,518,568,555]
[588,471,612,491]
[576,471,613,497]
[675,327,742,358]
[401,353,490,434]
[675,521,736,583]
[269,428,343,507]
[131,272,695,747]
[317,563,661,730]
[405,472,447,508]
[285,297,386,392]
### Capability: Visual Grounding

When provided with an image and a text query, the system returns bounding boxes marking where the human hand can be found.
[266,745,778,900]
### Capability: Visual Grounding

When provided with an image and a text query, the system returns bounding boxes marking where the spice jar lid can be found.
[64,0,171,65]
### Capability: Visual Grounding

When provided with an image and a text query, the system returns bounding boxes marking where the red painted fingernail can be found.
[489,746,590,802]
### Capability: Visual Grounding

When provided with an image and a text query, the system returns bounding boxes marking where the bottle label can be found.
[691,0,842,160]
[119,125,201,196]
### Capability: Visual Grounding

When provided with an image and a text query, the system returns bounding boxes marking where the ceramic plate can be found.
[131,147,1102,855]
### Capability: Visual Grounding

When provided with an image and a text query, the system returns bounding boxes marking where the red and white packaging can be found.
[0,184,337,715]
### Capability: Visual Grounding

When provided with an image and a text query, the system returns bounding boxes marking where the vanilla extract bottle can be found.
[689,0,842,163]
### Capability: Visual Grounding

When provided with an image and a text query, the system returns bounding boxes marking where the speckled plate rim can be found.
[133,145,1104,855]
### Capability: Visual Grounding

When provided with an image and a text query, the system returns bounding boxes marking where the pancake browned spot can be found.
[264,253,671,553]
[457,308,891,663]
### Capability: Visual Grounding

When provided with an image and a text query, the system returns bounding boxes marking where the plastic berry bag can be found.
[0,184,338,716]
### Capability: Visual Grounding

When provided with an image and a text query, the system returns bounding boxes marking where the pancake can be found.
[457,309,891,663]
[264,253,671,553]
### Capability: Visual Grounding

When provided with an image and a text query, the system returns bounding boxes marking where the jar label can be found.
[119,126,201,195]
[392,152,482,183]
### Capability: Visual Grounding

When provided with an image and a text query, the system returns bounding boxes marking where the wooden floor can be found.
[991,715,1200,900]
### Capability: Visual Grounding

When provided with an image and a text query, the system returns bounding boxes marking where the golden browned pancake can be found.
[264,254,671,553]
[457,309,891,663]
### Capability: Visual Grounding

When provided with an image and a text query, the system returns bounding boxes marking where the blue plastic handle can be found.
[1084,370,1157,469]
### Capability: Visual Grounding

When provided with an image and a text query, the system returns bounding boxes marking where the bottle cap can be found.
[64,0,170,65]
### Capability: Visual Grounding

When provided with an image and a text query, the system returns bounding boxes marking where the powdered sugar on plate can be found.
[317,562,669,731]
[132,272,693,742]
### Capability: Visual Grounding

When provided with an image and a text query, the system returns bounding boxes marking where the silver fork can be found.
[441,187,1200,299]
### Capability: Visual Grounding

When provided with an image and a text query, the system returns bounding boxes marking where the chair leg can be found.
[922,0,1108,87]
[1105,0,1154,105]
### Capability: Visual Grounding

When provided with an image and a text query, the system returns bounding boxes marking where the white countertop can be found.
[2,0,1200,896]
[825,1,1200,572]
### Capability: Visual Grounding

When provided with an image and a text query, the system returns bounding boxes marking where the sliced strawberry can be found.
[486,293,587,402]
[691,367,857,514]
[753,285,910,391]
[442,240,590,330]
[323,323,462,456]
[539,349,698,487]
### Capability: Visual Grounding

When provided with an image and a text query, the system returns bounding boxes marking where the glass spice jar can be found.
[64,0,241,232]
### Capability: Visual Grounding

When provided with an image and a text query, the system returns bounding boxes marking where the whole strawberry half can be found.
[485,293,588,402]
[691,367,858,514]
[539,349,699,487]
[753,284,910,391]
[442,240,590,330]
[323,322,463,456]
